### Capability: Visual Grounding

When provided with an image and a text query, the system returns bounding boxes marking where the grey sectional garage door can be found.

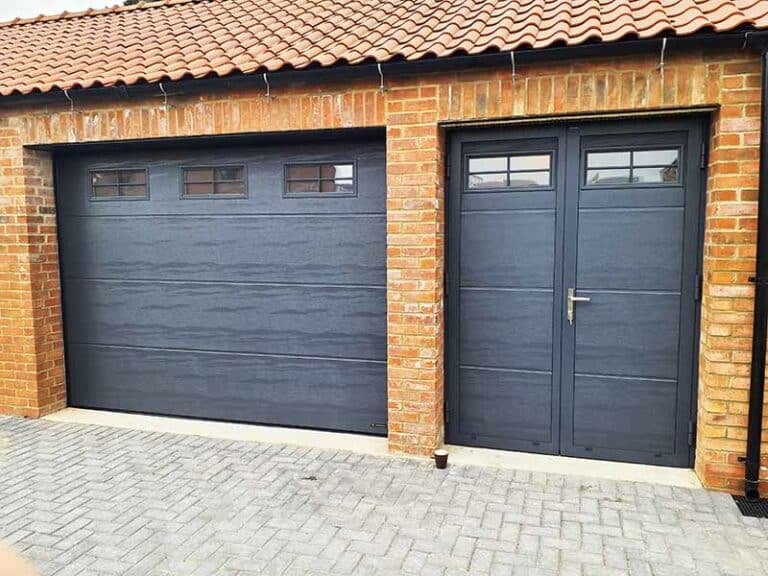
[56,136,387,434]
[446,118,705,466]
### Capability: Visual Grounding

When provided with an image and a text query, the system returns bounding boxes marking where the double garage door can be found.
[446,118,705,467]
[57,136,388,434]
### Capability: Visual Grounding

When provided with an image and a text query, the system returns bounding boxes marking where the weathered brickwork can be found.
[0,48,765,491]
[0,135,64,417]
[386,87,446,455]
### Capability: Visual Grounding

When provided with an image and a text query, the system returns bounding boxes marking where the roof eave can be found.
[3,29,768,108]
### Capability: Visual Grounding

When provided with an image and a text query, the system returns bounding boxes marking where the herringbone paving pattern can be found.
[1,417,767,576]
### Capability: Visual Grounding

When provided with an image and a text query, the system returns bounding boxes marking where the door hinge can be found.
[700,140,707,170]
[694,273,703,301]
[688,420,696,446]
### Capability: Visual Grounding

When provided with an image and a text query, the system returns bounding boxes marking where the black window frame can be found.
[583,146,682,188]
[181,164,248,199]
[465,152,554,191]
[283,161,358,198]
[89,168,150,201]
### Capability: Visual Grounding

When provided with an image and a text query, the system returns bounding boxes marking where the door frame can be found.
[444,114,709,467]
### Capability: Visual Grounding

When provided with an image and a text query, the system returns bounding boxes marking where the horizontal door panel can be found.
[460,210,555,288]
[460,190,556,212]
[571,374,678,455]
[577,208,684,291]
[60,215,386,285]
[458,367,553,444]
[460,289,553,371]
[64,279,386,361]
[574,292,680,379]
[67,344,387,434]
[578,187,684,209]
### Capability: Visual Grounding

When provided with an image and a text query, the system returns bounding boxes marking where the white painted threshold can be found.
[45,408,701,489]
[44,408,389,456]
[446,444,702,489]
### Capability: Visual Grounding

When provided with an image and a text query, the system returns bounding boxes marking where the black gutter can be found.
[745,47,768,500]
[4,29,768,108]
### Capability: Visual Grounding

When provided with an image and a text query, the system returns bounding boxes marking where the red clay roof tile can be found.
[0,0,767,97]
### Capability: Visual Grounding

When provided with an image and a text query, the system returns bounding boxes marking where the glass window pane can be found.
[121,170,146,185]
[632,166,679,183]
[214,181,246,195]
[92,171,119,186]
[586,168,631,185]
[185,182,214,195]
[587,152,631,168]
[288,180,320,193]
[120,185,147,197]
[320,179,354,193]
[92,185,118,198]
[184,168,214,182]
[335,179,355,193]
[633,149,678,167]
[320,164,353,179]
[468,173,507,189]
[508,154,550,171]
[469,157,506,173]
[507,171,550,187]
[287,165,320,180]
[214,166,244,182]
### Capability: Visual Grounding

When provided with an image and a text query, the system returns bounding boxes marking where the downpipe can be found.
[744,48,768,500]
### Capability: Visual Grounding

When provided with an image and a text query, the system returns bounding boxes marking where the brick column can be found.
[696,59,766,491]
[0,128,65,417]
[385,85,445,455]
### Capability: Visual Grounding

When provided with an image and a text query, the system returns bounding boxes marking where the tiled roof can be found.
[1,0,767,97]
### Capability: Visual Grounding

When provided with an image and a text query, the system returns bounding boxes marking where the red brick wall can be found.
[0,135,64,417]
[698,60,764,491]
[385,87,445,454]
[0,47,765,491]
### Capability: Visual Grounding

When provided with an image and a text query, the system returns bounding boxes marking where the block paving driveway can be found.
[1,417,767,576]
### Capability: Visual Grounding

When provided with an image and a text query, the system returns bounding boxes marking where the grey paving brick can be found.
[1,416,768,576]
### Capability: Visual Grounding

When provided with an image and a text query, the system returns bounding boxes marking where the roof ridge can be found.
[0,0,204,29]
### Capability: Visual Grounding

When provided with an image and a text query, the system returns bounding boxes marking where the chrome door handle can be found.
[567,287,591,326]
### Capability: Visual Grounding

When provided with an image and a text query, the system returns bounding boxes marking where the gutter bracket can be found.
[742,32,752,51]
[657,38,667,82]
[263,73,271,98]
[510,51,516,84]
[159,82,169,112]
[377,63,386,93]
[63,89,74,112]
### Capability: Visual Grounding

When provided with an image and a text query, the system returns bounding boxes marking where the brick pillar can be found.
[385,85,445,455]
[0,129,65,417]
[696,59,766,491]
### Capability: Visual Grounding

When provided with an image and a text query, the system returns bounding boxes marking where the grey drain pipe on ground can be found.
[745,48,768,500]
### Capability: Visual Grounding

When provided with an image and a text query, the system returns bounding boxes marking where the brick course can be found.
[0,47,765,491]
